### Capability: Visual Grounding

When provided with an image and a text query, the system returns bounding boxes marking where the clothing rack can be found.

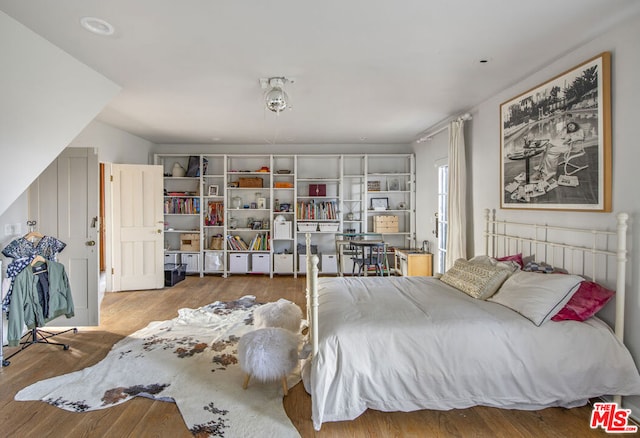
[1,259,6,366]
[1,221,77,367]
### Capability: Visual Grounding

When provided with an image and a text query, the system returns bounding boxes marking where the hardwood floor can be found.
[0,275,618,437]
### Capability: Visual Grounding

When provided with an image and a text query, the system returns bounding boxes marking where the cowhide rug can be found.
[15,295,302,438]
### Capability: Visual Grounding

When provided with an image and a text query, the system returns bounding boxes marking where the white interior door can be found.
[111,164,164,291]
[28,147,99,326]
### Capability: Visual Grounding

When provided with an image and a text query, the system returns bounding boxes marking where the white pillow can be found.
[487,271,582,326]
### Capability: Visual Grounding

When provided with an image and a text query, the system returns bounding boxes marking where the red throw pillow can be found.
[496,253,524,269]
[551,281,615,322]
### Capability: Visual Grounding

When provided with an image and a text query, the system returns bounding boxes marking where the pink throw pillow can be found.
[551,281,615,322]
[497,253,524,269]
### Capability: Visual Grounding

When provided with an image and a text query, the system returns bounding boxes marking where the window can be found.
[437,164,448,274]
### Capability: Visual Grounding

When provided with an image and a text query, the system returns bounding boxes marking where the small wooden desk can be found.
[395,249,432,276]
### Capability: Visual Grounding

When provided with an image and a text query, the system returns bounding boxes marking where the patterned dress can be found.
[2,236,66,313]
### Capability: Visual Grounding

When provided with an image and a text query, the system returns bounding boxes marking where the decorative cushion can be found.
[551,281,615,322]
[440,258,510,300]
[523,260,554,273]
[496,253,524,269]
[468,255,520,273]
[488,271,582,326]
[254,299,303,332]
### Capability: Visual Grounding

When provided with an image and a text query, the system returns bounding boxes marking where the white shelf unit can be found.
[225,155,272,276]
[201,154,226,274]
[295,155,343,274]
[365,154,416,260]
[155,154,206,275]
[154,153,415,277]
[272,155,296,275]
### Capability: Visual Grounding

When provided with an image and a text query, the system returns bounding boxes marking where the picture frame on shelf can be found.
[186,156,200,177]
[500,52,611,211]
[387,178,400,191]
[370,197,389,211]
[207,185,218,196]
[367,180,381,192]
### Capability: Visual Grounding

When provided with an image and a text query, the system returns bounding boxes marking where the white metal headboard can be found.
[483,208,628,344]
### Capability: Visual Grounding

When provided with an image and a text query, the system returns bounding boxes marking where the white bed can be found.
[302,210,640,430]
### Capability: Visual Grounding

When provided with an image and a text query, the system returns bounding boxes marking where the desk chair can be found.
[352,242,387,276]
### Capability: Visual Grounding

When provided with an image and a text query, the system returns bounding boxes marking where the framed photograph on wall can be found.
[500,52,611,211]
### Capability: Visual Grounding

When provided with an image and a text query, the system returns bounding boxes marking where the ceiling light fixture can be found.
[80,16,115,36]
[260,77,293,114]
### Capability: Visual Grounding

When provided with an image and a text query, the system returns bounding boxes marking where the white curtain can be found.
[445,120,467,269]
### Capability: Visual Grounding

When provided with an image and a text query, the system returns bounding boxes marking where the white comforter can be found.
[305,276,640,430]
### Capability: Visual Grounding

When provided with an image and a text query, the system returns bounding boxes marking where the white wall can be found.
[71,120,154,164]
[0,120,153,267]
[0,11,120,217]
[153,143,410,156]
[468,14,640,413]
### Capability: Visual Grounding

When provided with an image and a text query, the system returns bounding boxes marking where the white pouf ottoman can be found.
[253,299,302,333]
[238,327,299,395]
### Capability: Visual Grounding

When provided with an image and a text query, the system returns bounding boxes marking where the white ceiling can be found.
[2,0,639,145]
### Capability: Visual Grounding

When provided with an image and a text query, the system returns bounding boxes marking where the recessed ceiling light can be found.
[80,17,115,36]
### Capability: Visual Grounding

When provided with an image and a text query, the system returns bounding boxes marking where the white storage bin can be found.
[321,254,338,273]
[164,253,180,265]
[229,253,249,273]
[204,251,224,272]
[251,253,270,273]
[297,222,318,232]
[181,253,201,273]
[273,221,292,239]
[319,222,340,232]
[273,254,294,273]
[298,254,320,273]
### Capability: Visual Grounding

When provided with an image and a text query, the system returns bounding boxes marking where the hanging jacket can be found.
[8,260,74,346]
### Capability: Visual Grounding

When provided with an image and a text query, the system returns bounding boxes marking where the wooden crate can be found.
[373,215,399,233]
[180,233,200,251]
[238,177,263,188]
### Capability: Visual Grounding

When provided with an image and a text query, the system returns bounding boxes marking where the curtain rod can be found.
[415,112,472,143]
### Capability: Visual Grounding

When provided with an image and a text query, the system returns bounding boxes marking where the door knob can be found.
[157,229,162,234]
[86,240,96,246]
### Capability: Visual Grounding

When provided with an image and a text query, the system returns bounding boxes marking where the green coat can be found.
[8,260,74,346]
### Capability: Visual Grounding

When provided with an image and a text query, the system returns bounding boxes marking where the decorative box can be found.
[239,177,263,188]
[309,184,326,196]
[180,233,200,251]
[373,215,399,233]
